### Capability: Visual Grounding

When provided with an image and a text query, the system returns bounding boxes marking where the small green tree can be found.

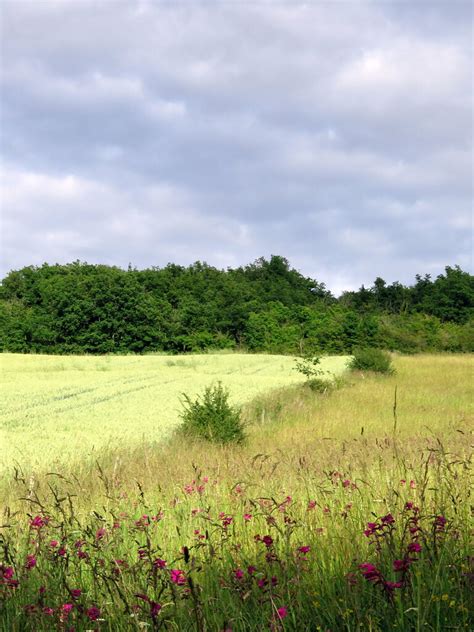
[294,354,332,392]
[179,382,245,444]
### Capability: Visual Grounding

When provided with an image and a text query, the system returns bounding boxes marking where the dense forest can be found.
[0,256,472,355]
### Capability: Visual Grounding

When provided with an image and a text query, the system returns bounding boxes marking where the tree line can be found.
[0,256,472,355]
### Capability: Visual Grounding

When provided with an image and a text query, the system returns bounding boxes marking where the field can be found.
[0,354,472,631]
[0,353,349,471]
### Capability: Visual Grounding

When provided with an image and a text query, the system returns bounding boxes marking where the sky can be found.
[1,0,472,295]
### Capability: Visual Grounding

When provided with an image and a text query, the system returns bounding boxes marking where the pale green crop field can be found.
[0,353,349,471]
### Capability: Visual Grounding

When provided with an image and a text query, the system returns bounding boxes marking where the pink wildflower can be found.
[234,569,244,580]
[25,555,36,570]
[170,569,186,586]
[86,606,101,621]
[70,589,81,600]
[30,515,48,529]
[95,527,106,541]
[298,545,310,554]
[49,540,59,548]
[277,607,288,619]
[408,542,422,553]
[243,513,252,521]
[153,558,167,569]
[262,535,273,548]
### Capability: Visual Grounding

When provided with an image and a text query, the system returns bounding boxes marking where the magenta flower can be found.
[234,568,244,580]
[49,540,59,548]
[298,545,310,554]
[58,547,67,557]
[61,603,74,615]
[30,515,48,529]
[381,513,395,525]
[153,558,167,569]
[70,589,81,600]
[408,542,422,553]
[25,555,36,570]
[393,559,411,573]
[262,535,273,548]
[277,606,288,619]
[86,606,101,621]
[243,513,252,521]
[95,527,106,541]
[434,515,447,531]
[150,600,161,618]
[359,563,383,585]
[307,500,316,510]
[42,607,54,615]
[170,569,186,586]
[247,565,257,575]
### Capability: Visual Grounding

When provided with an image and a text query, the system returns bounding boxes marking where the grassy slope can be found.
[1,354,472,631]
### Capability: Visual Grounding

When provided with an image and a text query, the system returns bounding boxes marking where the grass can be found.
[0,353,349,471]
[0,354,472,631]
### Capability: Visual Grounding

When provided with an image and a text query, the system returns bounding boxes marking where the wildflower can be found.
[364,522,379,538]
[359,563,383,585]
[307,500,317,510]
[277,607,288,619]
[70,589,81,600]
[247,565,257,575]
[400,479,406,486]
[58,547,67,557]
[434,515,447,532]
[381,513,395,525]
[393,559,411,573]
[409,480,416,489]
[30,515,48,529]
[153,558,167,569]
[95,527,106,541]
[86,606,101,621]
[25,555,36,570]
[150,601,161,618]
[257,578,268,589]
[42,607,54,615]
[170,569,186,586]
[385,581,403,591]
[262,535,273,548]
[77,551,88,560]
[243,513,252,521]
[408,542,422,553]
[342,479,351,488]
[234,569,244,580]
[298,545,311,554]
[184,484,194,494]
[49,540,59,548]
[61,603,74,616]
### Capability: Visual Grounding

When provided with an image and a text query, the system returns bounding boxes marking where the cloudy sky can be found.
[1,0,472,294]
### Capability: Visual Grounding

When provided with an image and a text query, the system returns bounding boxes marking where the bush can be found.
[179,382,245,444]
[350,347,395,374]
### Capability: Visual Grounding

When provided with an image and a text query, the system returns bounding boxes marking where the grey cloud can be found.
[0,0,471,293]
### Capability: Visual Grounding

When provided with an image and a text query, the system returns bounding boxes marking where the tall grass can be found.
[0,355,472,630]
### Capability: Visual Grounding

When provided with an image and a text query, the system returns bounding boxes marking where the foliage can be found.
[350,347,395,374]
[0,258,472,355]
[179,381,245,444]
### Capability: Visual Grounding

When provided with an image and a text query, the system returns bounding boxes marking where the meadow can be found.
[0,353,349,471]
[0,354,472,631]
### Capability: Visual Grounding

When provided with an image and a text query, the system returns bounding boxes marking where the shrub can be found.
[350,347,395,374]
[179,382,245,444]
